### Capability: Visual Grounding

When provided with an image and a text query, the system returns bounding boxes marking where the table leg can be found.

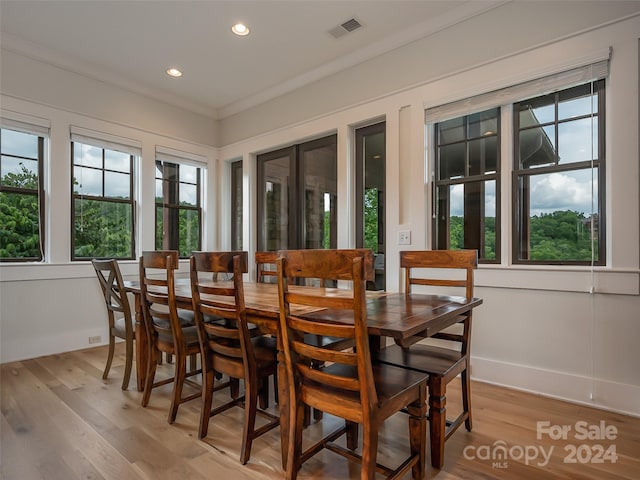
[429,376,446,469]
[133,293,147,392]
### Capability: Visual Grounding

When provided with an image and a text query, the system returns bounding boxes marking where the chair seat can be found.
[302,362,427,421]
[156,324,200,347]
[374,343,464,377]
[113,317,134,338]
[304,333,354,352]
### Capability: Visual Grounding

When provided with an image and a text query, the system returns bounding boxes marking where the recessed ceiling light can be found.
[232,23,250,36]
[166,68,183,78]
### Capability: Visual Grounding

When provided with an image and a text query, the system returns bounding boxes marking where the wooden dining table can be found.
[125,278,482,470]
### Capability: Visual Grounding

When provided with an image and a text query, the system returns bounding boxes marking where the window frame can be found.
[230,159,243,251]
[70,141,136,261]
[154,159,203,257]
[512,79,606,266]
[432,108,501,264]
[0,128,45,262]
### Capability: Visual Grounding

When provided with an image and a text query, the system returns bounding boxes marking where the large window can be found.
[257,134,337,252]
[433,108,500,262]
[514,80,605,264]
[72,141,135,260]
[0,127,45,261]
[155,159,202,257]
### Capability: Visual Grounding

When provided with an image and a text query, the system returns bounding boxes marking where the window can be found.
[72,141,135,260]
[155,158,202,257]
[514,80,605,264]
[0,127,45,261]
[433,108,500,262]
[257,134,337,252]
[231,160,243,251]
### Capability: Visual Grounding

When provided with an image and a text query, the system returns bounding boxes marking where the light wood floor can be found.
[2,343,639,480]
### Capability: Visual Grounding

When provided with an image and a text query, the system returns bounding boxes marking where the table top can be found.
[125,278,482,342]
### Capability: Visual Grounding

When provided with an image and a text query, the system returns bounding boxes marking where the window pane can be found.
[105,149,130,173]
[302,142,336,249]
[74,143,102,168]
[179,164,198,183]
[519,125,555,168]
[519,97,554,126]
[104,171,130,198]
[179,183,197,206]
[1,129,38,158]
[438,143,465,179]
[438,117,464,144]
[1,156,38,188]
[74,198,132,258]
[558,117,598,164]
[469,137,497,175]
[449,184,464,250]
[468,109,498,138]
[262,156,290,251]
[484,180,497,260]
[0,191,41,259]
[178,209,200,256]
[558,83,597,120]
[523,168,598,262]
[73,166,102,196]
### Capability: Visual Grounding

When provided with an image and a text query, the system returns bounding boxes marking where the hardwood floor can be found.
[2,343,639,479]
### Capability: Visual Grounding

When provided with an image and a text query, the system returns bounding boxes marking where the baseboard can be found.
[471,356,640,418]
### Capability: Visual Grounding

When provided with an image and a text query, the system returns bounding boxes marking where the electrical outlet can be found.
[88,335,102,344]
[398,230,411,245]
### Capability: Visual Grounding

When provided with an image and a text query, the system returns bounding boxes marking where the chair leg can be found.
[199,357,215,439]
[240,378,259,465]
[258,376,269,410]
[142,347,158,408]
[103,333,115,380]
[461,369,472,431]
[428,376,446,469]
[121,336,133,390]
[285,400,305,480]
[361,421,378,480]
[168,353,187,424]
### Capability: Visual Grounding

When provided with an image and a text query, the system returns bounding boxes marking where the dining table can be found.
[124,277,483,470]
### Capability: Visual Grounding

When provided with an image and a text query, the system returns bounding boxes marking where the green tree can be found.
[0,164,41,259]
[364,188,379,253]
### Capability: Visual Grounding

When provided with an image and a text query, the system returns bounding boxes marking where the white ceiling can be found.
[0,0,504,119]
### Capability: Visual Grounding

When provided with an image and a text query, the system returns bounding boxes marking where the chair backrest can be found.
[401,249,477,346]
[190,251,251,362]
[139,250,183,345]
[276,249,379,408]
[401,249,477,300]
[255,250,278,283]
[91,258,133,336]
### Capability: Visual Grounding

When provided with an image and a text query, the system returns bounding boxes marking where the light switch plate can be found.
[398,230,411,245]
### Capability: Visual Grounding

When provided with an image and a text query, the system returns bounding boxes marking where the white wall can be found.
[217,14,640,417]
[1,2,639,417]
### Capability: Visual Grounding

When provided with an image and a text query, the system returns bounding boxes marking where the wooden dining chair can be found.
[255,250,278,284]
[91,258,135,390]
[139,250,202,424]
[190,251,279,465]
[277,249,428,480]
[374,249,478,469]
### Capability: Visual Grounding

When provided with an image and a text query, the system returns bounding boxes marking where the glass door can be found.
[355,122,386,290]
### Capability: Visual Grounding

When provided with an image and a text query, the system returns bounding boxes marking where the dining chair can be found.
[277,249,428,480]
[271,248,375,424]
[374,249,478,469]
[190,251,279,465]
[91,258,135,390]
[255,250,278,284]
[139,250,202,424]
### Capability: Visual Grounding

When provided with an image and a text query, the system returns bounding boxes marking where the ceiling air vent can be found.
[328,17,363,39]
